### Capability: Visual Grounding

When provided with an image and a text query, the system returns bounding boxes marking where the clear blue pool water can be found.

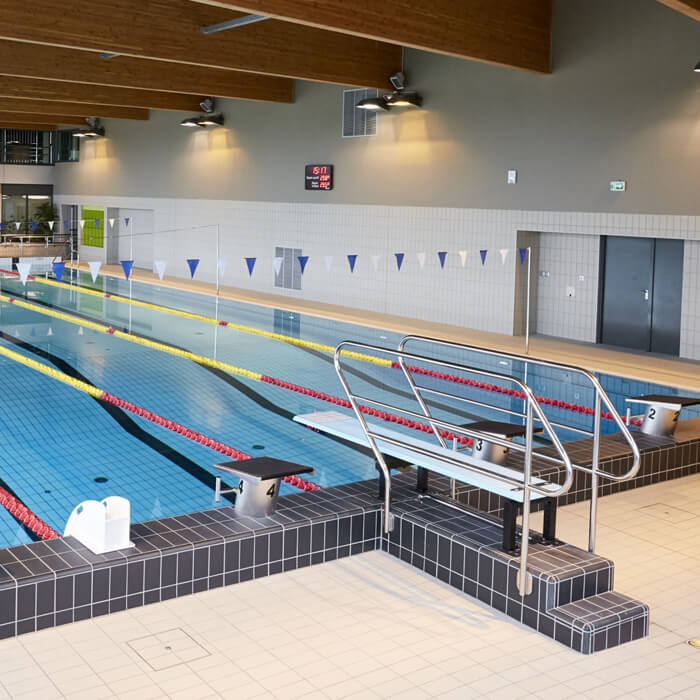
[0,268,697,548]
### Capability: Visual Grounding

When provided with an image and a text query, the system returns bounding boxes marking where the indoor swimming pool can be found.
[0,267,697,548]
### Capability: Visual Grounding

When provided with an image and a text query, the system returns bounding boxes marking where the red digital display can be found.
[305,164,333,190]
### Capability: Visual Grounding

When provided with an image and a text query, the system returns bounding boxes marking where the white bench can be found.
[294,410,559,551]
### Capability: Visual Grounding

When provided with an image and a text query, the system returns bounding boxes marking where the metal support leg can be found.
[416,467,429,493]
[502,499,519,552]
[542,498,557,543]
[375,460,387,500]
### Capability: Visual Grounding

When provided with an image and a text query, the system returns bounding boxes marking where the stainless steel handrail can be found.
[334,340,574,596]
[398,335,641,553]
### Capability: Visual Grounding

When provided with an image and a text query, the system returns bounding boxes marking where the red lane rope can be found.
[0,487,60,540]
[392,362,643,427]
[98,391,320,491]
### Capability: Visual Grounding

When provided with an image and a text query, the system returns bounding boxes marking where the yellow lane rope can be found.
[5,270,391,367]
[0,293,263,381]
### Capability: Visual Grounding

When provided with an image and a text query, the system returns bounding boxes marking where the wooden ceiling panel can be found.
[0,41,294,102]
[0,98,148,120]
[0,111,84,126]
[0,0,401,87]
[191,0,553,73]
[0,122,56,130]
[0,76,204,111]
[656,0,700,21]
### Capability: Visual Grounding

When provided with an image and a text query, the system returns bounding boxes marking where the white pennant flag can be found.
[16,262,32,285]
[217,258,227,279]
[458,250,468,267]
[88,260,102,282]
[154,260,167,281]
[80,219,86,230]
[371,255,381,271]
[14,221,21,231]
[47,327,53,336]
[499,248,510,265]
[272,257,283,276]
[324,255,333,272]
[417,252,426,269]
[108,218,116,228]
[78,327,84,336]
[48,221,55,231]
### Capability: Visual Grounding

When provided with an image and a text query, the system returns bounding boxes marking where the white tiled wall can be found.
[536,233,601,343]
[54,194,700,359]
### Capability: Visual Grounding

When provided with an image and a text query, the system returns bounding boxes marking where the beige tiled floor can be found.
[2,476,700,699]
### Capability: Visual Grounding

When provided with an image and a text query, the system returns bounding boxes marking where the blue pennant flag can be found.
[0,222,4,231]
[186,258,199,278]
[394,253,404,270]
[63,220,69,231]
[124,217,130,227]
[519,248,528,264]
[120,260,134,280]
[298,255,309,275]
[347,254,358,273]
[437,251,447,269]
[95,218,100,228]
[480,250,488,265]
[30,327,36,337]
[245,257,256,276]
[52,261,66,282]
[31,221,38,232]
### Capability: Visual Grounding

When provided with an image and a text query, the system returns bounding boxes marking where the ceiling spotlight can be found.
[180,117,204,128]
[198,113,224,127]
[386,91,423,108]
[199,97,215,113]
[357,96,391,111]
[695,61,700,72]
[74,119,105,138]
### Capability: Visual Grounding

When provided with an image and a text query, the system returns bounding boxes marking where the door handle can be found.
[641,289,649,301]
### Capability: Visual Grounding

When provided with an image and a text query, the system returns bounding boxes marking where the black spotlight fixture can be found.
[385,91,423,108]
[695,60,700,72]
[357,96,391,111]
[198,113,225,127]
[74,117,105,138]
[180,116,204,128]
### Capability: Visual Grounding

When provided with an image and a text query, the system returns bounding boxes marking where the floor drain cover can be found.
[688,639,700,648]
[252,444,265,450]
[127,628,209,671]
[94,476,109,483]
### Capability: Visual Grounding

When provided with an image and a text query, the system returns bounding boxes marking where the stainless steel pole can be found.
[525,246,532,355]
[588,392,602,552]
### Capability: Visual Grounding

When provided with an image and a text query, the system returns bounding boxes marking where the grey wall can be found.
[54,0,700,216]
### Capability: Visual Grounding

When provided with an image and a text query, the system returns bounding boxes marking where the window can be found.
[54,130,80,162]
[82,207,104,248]
[1,129,53,165]
[274,246,302,290]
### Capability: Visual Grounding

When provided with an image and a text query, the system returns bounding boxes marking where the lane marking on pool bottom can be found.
[0,268,391,367]
[0,342,320,493]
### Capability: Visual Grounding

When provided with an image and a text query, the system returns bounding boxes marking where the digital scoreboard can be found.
[305,164,333,190]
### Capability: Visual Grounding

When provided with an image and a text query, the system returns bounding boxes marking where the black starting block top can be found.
[214,457,314,482]
[461,420,542,438]
[626,394,700,408]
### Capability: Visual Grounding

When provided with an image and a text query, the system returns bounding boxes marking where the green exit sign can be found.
[610,180,626,192]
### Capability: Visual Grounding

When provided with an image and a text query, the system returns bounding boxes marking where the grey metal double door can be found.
[599,236,683,355]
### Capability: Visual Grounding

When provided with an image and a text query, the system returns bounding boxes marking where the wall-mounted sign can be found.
[305,164,333,191]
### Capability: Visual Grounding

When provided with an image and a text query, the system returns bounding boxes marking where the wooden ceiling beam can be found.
[0,98,148,120]
[0,41,293,103]
[0,0,401,88]
[0,76,205,111]
[191,0,552,73]
[0,122,56,130]
[0,112,84,126]
[656,0,700,20]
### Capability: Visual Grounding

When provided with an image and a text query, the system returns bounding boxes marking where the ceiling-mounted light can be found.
[357,96,391,111]
[386,91,423,108]
[695,60,700,72]
[198,113,224,127]
[180,117,204,128]
[83,126,105,137]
